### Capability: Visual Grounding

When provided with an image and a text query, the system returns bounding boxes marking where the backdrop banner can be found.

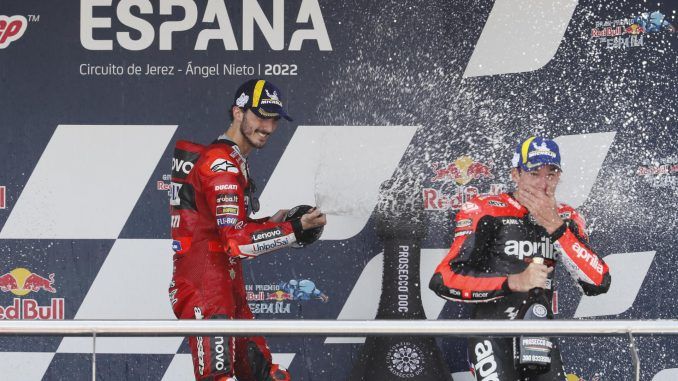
[0,0,676,380]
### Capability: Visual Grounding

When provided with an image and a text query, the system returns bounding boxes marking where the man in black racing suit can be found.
[429,136,611,380]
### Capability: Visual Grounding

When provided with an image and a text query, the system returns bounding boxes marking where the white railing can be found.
[2,319,676,381]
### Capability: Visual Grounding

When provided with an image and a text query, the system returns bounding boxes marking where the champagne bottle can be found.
[515,257,554,376]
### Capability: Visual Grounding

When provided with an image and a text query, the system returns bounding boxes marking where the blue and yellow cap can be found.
[511,136,561,171]
[232,79,292,121]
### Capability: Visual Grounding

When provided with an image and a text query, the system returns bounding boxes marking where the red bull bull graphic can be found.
[0,272,18,292]
[0,268,56,295]
[625,24,644,35]
[429,156,495,186]
[0,268,64,320]
[424,156,505,211]
[267,290,293,302]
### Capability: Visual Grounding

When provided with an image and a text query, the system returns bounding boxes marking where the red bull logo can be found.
[247,291,267,301]
[0,268,64,320]
[267,290,292,301]
[626,24,645,35]
[426,156,501,211]
[423,184,505,211]
[0,298,64,320]
[0,268,56,295]
[590,26,624,38]
[430,156,494,186]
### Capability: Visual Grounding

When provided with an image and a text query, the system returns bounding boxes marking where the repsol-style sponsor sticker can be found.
[501,218,520,225]
[216,193,238,204]
[454,230,473,238]
[216,205,239,216]
[217,216,238,227]
[456,218,472,228]
[251,227,284,243]
[214,184,238,191]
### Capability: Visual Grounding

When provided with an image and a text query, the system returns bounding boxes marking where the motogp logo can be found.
[0,16,28,49]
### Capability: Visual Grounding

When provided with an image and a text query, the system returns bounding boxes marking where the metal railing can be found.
[2,319,676,381]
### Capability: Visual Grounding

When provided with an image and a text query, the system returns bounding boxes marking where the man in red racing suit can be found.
[429,136,611,380]
[169,79,326,381]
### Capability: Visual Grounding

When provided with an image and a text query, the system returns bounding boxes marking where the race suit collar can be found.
[505,192,528,214]
[214,134,238,147]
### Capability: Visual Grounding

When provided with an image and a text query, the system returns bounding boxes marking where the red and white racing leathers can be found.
[429,192,611,380]
[169,136,300,381]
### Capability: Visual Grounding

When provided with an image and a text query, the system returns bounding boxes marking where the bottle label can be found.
[518,336,553,366]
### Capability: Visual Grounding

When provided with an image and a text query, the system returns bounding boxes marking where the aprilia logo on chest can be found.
[504,237,555,260]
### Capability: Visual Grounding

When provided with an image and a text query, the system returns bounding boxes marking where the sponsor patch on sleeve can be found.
[250,227,284,243]
[210,158,240,174]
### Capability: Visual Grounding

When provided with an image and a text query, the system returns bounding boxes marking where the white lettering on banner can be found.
[80,0,332,51]
[0,298,65,320]
[397,245,409,313]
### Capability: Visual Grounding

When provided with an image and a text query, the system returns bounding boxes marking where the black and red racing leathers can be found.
[168,136,301,381]
[429,192,611,380]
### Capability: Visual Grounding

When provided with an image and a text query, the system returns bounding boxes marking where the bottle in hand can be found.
[515,257,554,376]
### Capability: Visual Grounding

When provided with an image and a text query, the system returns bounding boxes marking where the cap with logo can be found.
[232,79,292,121]
[511,136,561,171]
